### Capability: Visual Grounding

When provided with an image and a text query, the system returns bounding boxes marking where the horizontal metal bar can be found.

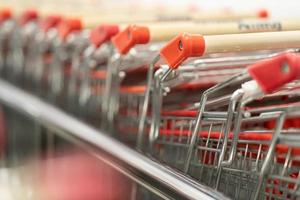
[0,79,229,200]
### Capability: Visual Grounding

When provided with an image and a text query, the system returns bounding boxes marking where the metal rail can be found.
[0,79,229,200]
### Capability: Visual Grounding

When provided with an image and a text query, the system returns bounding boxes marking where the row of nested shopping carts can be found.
[1,7,300,200]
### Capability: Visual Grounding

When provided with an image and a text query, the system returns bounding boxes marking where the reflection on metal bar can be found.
[0,79,229,200]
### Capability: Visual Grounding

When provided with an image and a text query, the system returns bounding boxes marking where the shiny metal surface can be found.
[0,79,229,200]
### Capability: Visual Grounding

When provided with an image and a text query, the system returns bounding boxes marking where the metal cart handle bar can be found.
[160,31,300,69]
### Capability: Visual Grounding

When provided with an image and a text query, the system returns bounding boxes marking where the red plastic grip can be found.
[90,24,119,48]
[0,8,12,24]
[248,53,300,93]
[257,9,269,18]
[159,33,205,69]
[19,9,38,25]
[58,18,82,40]
[40,15,62,32]
[112,25,150,55]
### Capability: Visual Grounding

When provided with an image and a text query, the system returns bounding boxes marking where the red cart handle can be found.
[248,53,300,93]
[19,9,39,26]
[90,24,119,48]
[58,18,82,40]
[0,8,12,24]
[112,25,150,55]
[40,15,62,32]
[159,33,205,69]
[258,9,268,18]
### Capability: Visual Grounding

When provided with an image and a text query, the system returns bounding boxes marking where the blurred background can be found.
[1,0,300,19]
[0,1,300,200]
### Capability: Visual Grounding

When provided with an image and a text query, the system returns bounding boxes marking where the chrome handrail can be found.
[0,79,229,200]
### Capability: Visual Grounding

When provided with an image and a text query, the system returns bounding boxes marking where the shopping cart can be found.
[66,24,120,123]
[21,14,62,91]
[2,8,300,200]
[5,9,39,83]
[137,31,300,147]
[4,13,84,107]
[45,17,84,104]
[24,17,299,133]
[234,99,300,200]
[145,46,300,200]
[102,20,300,141]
